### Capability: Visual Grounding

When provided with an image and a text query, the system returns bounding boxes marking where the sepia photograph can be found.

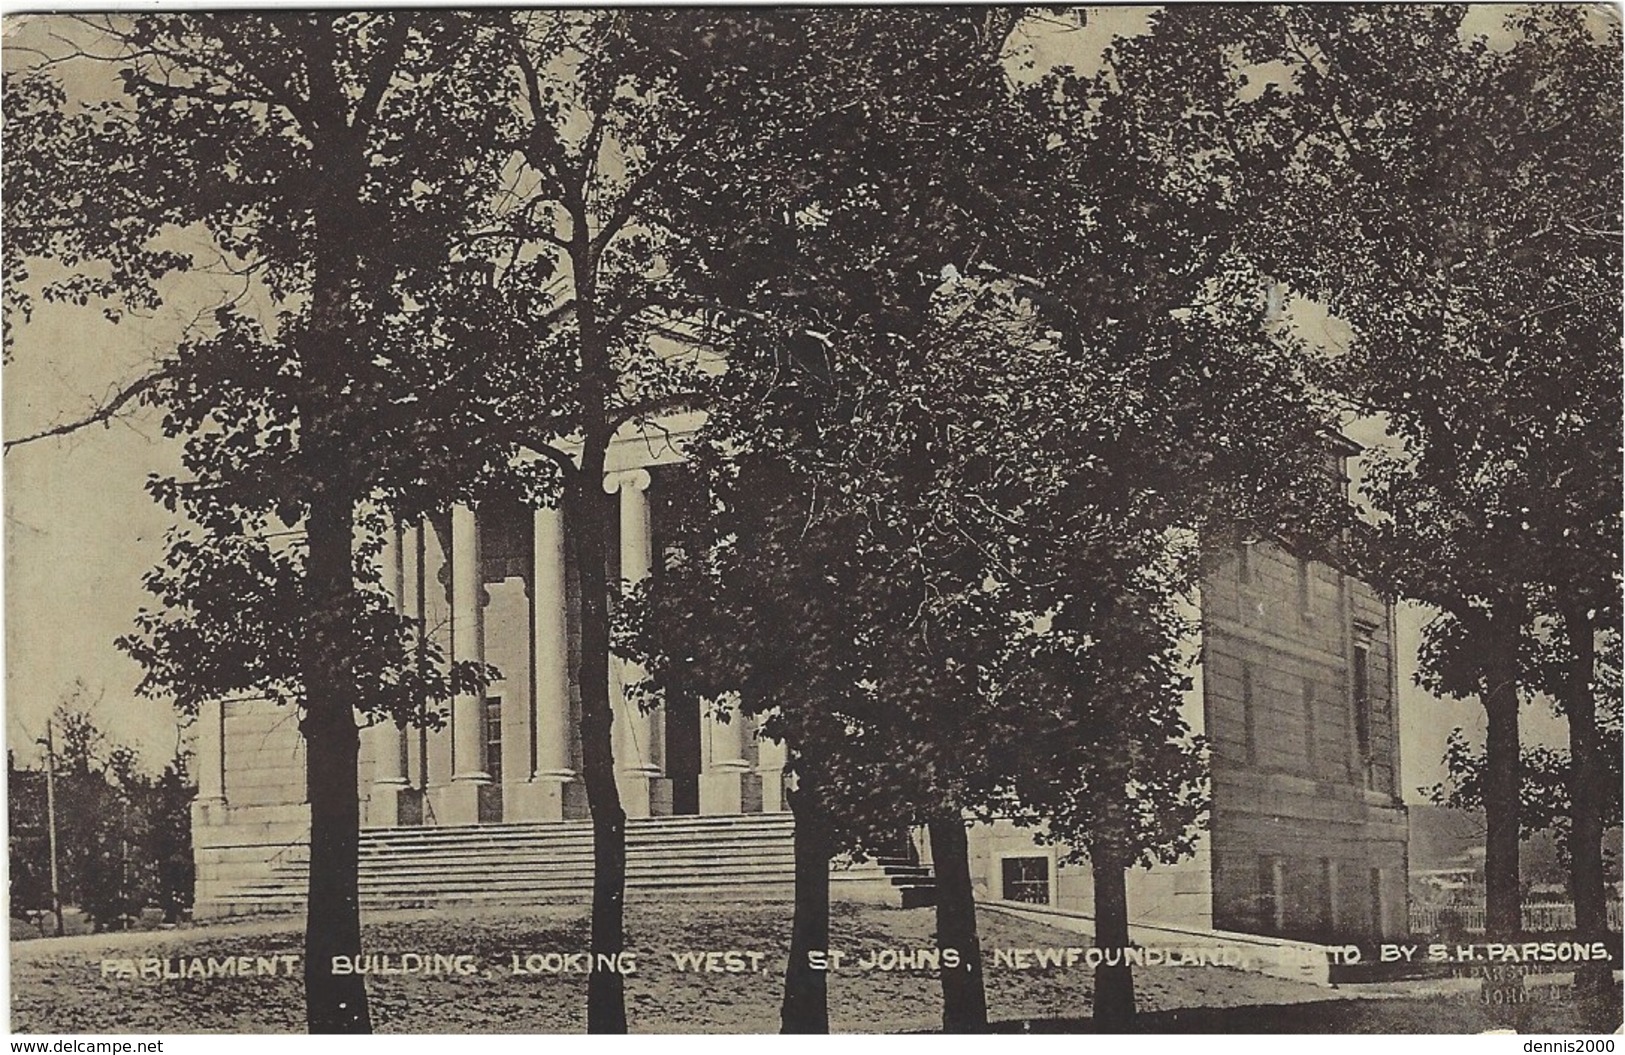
[2,4,1620,1038]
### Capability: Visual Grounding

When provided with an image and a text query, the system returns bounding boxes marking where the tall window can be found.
[483,696,503,783]
[1353,625,1375,788]
[1257,855,1284,934]
[1296,556,1312,619]
[1301,676,1317,773]
[1369,867,1386,939]
[1242,662,1258,767]
[1320,857,1339,934]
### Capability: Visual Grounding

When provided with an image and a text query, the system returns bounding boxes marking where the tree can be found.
[1298,8,1622,962]
[622,9,1347,1033]
[635,282,1331,1032]
[480,10,1031,1031]
[635,216,1335,1037]
[6,12,525,1029]
[48,705,118,926]
[6,702,197,933]
[993,565,1206,1029]
[1086,5,1621,961]
[612,10,1052,1032]
[82,742,150,930]
[7,752,53,933]
[1431,722,1623,860]
[1430,626,1625,912]
[977,25,1352,1024]
[6,10,1031,1032]
[1247,6,1621,957]
[147,751,198,924]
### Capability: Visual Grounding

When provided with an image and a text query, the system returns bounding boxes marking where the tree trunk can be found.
[572,462,630,1034]
[295,44,377,1028]
[927,812,987,1033]
[1481,643,1523,939]
[564,173,633,1034]
[1091,847,1135,1031]
[301,490,372,1034]
[781,778,832,1034]
[1560,602,1611,997]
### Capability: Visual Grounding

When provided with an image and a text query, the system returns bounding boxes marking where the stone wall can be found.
[962,540,1408,944]
[963,819,1215,932]
[193,698,309,913]
[1203,541,1408,941]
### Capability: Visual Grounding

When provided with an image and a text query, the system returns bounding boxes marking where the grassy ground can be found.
[11,902,1621,1034]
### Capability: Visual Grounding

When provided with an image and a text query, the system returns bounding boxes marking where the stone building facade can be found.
[192,420,1407,943]
[969,533,1409,944]
[1202,534,1409,942]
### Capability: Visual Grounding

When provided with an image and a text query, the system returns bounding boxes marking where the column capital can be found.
[602,467,652,495]
[607,464,660,816]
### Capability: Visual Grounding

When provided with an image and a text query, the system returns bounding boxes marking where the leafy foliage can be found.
[628,1,1348,861]
[4,13,559,1029]
[7,704,196,932]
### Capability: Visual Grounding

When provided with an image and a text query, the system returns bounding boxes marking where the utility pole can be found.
[43,718,64,937]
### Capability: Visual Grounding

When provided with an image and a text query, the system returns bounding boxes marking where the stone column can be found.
[400,521,426,793]
[514,503,575,820]
[605,469,664,816]
[699,698,749,815]
[367,521,409,826]
[422,517,454,793]
[755,717,788,813]
[446,503,489,822]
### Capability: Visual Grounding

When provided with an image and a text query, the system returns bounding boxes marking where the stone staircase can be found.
[201,813,935,916]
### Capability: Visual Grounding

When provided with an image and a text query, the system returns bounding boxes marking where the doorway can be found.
[666,693,700,815]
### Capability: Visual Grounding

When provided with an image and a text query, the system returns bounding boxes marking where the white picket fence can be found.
[1409,901,1623,935]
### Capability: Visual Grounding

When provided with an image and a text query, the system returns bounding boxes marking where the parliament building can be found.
[192,415,1408,946]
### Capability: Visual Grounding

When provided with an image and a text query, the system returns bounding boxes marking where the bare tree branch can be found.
[3,369,167,453]
[590,125,703,260]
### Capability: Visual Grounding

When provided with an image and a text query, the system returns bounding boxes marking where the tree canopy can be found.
[1091,3,1621,947]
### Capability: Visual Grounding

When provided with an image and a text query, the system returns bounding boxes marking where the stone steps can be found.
[203,814,935,915]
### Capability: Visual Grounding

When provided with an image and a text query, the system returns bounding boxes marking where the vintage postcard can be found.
[4,5,1620,1039]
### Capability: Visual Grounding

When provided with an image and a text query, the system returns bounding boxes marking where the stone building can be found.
[971,521,1409,944]
[192,418,1407,942]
